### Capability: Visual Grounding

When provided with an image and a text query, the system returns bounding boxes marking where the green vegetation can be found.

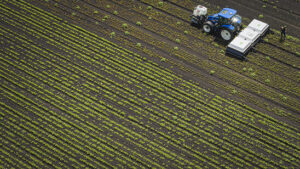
[136,42,142,47]
[258,14,264,19]
[0,0,299,168]
[136,21,142,26]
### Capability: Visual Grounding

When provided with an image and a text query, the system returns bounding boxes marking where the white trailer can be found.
[226,19,270,59]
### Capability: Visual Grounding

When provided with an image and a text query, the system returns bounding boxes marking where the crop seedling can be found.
[71,12,76,16]
[106,5,110,8]
[209,70,215,75]
[158,2,164,6]
[176,21,181,25]
[136,43,141,47]
[110,32,115,38]
[147,6,152,10]
[122,23,128,29]
[160,58,166,62]
[75,5,80,9]
[184,30,188,35]
[265,79,270,83]
[113,11,118,15]
[250,72,256,77]
[124,31,130,35]
[258,14,264,19]
[174,46,178,50]
[175,39,181,43]
[93,10,99,14]
[136,21,142,26]
[232,89,238,94]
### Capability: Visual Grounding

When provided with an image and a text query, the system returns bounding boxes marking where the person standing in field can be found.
[280,25,287,41]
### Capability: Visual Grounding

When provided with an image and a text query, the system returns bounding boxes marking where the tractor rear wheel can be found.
[220,28,233,41]
[203,21,214,34]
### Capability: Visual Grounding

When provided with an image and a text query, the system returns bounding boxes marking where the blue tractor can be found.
[191,6,242,41]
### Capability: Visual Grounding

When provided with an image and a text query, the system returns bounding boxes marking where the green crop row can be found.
[0,27,223,168]
[0,15,292,169]
[4,1,298,161]
[49,0,300,111]
[2,0,298,144]
[0,52,157,168]
[28,0,299,121]
[1,0,298,168]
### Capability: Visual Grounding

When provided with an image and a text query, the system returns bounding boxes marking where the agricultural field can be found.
[0,0,299,168]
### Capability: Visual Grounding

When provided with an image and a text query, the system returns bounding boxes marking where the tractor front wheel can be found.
[220,28,233,41]
[203,21,214,34]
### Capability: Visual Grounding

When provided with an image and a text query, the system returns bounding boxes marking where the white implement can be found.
[248,19,269,36]
[226,19,270,59]
[193,5,207,16]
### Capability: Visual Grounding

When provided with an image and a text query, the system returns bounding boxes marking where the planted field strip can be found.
[2,0,300,152]
[1,0,299,168]
[78,0,300,92]
[4,0,300,154]
[2,1,298,152]
[28,0,297,119]
[45,0,300,113]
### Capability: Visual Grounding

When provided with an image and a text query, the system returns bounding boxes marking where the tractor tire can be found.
[198,15,206,25]
[203,21,214,34]
[220,28,233,41]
